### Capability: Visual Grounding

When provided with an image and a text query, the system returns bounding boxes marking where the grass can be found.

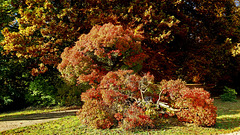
[1,98,240,135]
[214,97,240,132]
[0,106,79,121]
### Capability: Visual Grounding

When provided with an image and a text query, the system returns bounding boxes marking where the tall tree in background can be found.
[1,0,88,76]
[0,0,21,40]
[82,0,240,84]
[167,0,240,84]
[1,0,240,85]
[0,0,42,111]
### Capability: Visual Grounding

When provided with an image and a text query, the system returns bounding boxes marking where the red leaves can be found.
[122,104,154,130]
[77,99,115,129]
[160,79,217,126]
[78,70,217,130]
[77,70,158,130]
[114,113,123,121]
[31,63,48,76]
[81,88,102,102]
[58,23,147,85]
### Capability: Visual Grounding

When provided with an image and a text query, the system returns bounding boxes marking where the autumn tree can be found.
[1,0,240,86]
[0,0,22,40]
[0,0,29,111]
[58,23,147,85]
[77,70,217,129]
[0,0,180,79]
[0,0,90,75]
[164,0,240,84]
[81,0,181,80]
[81,0,240,84]
[58,23,217,129]
[0,0,92,109]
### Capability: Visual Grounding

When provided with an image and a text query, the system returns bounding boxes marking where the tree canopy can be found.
[1,0,240,84]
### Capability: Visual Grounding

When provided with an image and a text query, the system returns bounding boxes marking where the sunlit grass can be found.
[214,98,240,133]
[1,98,240,134]
[0,106,79,120]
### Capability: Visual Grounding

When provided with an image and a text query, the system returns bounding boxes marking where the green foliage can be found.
[0,0,20,39]
[220,86,238,102]
[0,46,31,112]
[26,76,57,107]
[55,80,90,106]
[2,96,13,105]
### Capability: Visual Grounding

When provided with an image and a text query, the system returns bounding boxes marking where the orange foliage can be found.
[160,79,217,126]
[58,23,147,85]
[78,70,217,129]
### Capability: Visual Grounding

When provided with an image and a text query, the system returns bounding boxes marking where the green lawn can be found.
[0,106,78,121]
[1,98,240,135]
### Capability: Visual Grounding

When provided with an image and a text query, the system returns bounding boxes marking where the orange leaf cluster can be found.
[58,23,147,85]
[78,70,155,130]
[160,79,217,126]
[78,70,217,129]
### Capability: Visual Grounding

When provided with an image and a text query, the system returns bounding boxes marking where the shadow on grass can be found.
[213,98,240,130]
[215,117,240,130]
[0,110,78,121]
[214,98,240,115]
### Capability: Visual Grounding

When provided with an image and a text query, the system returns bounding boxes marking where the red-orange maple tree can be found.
[58,23,147,85]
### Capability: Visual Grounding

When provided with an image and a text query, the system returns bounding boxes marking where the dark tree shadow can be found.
[215,117,240,129]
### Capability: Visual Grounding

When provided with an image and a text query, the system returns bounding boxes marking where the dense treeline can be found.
[0,0,240,112]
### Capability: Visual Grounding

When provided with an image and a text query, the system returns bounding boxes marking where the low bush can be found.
[78,70,155,129]
[160,79,217,126]
[77,99,115,129]
[220,86,238,102]
[55,80,91,106]
[120,104,154,130]
[26,76,57,107]
[77,70,217,130]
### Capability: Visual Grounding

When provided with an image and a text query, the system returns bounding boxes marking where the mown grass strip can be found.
[0,106,79,120]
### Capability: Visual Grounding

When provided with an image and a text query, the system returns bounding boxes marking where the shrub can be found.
[55,79,91,106]
[58,23,147,85]
[160,79,217,126]
[220,86,238,102]
[121,104,154,130]
[0,46,31,111]
[176,87,217,126]
[78,70,155,130]
[26,76,57,107]
[77,99,115,129]
[57,22,217,129]
[77,71,217,130]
